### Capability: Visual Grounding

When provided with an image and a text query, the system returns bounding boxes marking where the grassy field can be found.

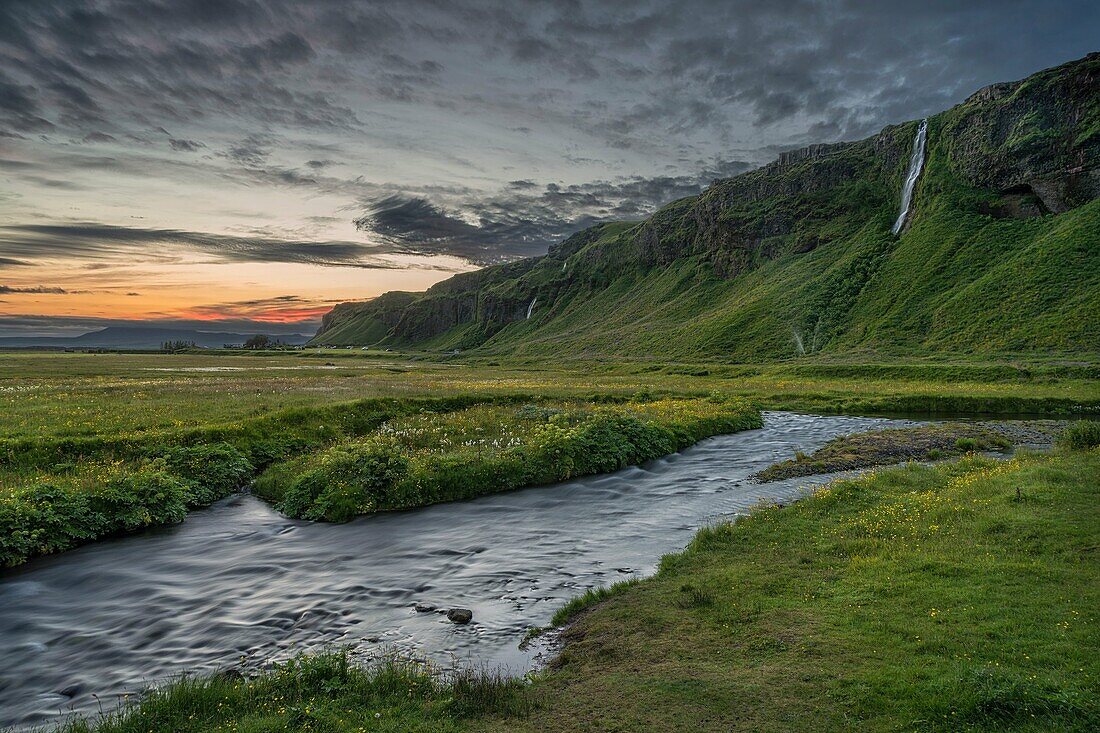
[57,446,1100,732]
[2,348,1097,729]
[1,350,1097,440]
[1,349,777,566]
[1,349,1097,566]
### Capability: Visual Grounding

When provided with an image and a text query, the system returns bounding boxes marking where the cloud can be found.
[0,223,409,269]
[175,294,338,323]
[354,159,753,261]
[1,0,1096,276]
[0,285,68,294]
[169,138,205,152]
[81,131,116,143]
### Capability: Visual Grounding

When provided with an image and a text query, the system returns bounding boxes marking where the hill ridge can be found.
[313,53,1099,359]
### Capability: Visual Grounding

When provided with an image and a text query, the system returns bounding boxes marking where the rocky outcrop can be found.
[942,52,1099,212]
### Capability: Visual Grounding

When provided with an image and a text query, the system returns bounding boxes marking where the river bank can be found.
[752,419,1068,481]
[2,412,895,730]
[50,445,1100,732]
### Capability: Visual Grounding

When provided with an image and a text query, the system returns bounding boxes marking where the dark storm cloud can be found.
[356,159,753,261]
[0,0,1095,268]
[2,1,1095,144]
[0,223,410,269]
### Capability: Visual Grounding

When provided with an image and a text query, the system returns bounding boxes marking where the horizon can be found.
[2,1,1097,337]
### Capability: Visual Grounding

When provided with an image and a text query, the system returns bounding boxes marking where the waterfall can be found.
[891,118,928,235]
[791,327,806,356]
[526,297,537,319]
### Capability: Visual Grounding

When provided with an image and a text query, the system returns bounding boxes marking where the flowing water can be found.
[892,118,928,235]
[0,412,917,730]
[526,297,537,319]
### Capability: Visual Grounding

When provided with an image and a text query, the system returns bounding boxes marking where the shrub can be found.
[1056,420,1100,451]
[0,466,189,567]
[955,437,980,452]
[160,443,254,506]
[88,468,189,530]
[278,441,410,522]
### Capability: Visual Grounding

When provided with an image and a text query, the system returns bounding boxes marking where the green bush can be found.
[0,466,189,567]
[161,443,254,506]
[955,437,980,452]
[278,441,410,522]
[1057,420,1100,450]
[88,468,189,529]
[265,400,761,522]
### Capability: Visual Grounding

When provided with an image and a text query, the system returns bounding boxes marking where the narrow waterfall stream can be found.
[892,118,928,235]
[526,297,537,319]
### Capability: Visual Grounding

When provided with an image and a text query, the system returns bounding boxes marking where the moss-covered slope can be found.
[313,53,1100,359]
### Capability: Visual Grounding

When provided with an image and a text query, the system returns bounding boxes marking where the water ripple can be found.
[0,411,914,730]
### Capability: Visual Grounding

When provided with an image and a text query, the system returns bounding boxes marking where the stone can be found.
[446,608,473,624]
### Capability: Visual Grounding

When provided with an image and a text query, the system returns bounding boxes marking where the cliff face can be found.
[312,54,1100,357]
[944,52,1100,213]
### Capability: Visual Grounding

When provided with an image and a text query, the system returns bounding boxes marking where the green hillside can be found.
[312,54,1100,359]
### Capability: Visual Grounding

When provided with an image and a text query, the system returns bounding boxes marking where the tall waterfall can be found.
[526,297,537,319]
[891,118,928,235]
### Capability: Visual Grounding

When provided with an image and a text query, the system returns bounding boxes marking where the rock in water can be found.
[414,602,436,613]
[447,608,473,624]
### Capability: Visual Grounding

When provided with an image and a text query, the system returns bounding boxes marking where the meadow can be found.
[1,349,1096,440]
[2,348,1098,567]
[1,348,1097,732]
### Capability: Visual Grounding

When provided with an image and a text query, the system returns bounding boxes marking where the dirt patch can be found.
[753,420,1066,481]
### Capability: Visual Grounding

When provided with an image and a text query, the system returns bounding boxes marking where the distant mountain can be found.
[0,326,310,349]
[313,53,1100,358]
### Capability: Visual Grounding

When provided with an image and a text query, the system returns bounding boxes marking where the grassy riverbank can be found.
[5,349,1096,567]
[0,394,759,565]
[254,397,760,521]
[58,446,1100,732]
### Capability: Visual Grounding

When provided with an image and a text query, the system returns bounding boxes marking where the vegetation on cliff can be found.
[312,53,1100,359]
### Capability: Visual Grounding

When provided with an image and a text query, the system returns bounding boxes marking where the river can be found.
[0,411,916,730]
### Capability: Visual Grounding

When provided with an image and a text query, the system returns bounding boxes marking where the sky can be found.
[1,0,1096,337]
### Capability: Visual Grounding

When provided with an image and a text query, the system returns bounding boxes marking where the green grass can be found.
[253,396,762,522]
[493,449,1100,732]
[0,443,254,567]
[1,351,1096,441]
[311,56,1099,362]
[1058,421,1100,450]
[55,651,532,733]
[59,447,1100,732]
[1,349,1097,565]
